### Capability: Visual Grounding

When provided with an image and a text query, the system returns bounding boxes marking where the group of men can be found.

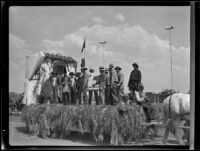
[87,63,125,106]
[47,62,144,106]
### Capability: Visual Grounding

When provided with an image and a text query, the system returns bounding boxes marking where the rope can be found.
[169,95,172,119]
[168,92,175,127]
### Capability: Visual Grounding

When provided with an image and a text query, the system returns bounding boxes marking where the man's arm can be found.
[128,72,132,87]
[118,73,124,86]
[94,75,101,86]
[138,70,142,83]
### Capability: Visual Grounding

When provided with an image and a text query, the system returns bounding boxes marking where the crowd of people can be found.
[43,62,149,106]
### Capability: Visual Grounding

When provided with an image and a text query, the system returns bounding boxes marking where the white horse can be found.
[149,93,190,145]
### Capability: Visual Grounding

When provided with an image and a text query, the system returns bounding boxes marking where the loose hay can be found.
[21,104,147,145]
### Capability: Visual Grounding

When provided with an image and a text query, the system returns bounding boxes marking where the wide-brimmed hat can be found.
[80,67,88,70]
[115,66,122,70]
[89,68,95,72]
[108,63,114,69]
[132,62,139,68]
[99,66,105,71]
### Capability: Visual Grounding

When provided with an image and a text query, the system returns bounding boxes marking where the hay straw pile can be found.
[21,104,146,145]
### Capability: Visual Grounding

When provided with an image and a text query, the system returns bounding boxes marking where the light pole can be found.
[164,25,174,90]
[99,41,107,67]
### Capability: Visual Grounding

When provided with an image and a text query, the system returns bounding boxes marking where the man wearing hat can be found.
[108,63,118,105]
[61,70,71,105]
[75,72,83,105]
[93,66,107,105]
[115,66,124,103]
[69,72,76,104]
[88,68,98,105]
[128,62,142,101]
[80,67,89,105]
[39,71,58,104]
[50,71,59,103]
[105,68,110,105]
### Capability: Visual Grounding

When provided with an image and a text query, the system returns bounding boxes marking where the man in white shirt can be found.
[69,72,76,104]
[88,68,98,105]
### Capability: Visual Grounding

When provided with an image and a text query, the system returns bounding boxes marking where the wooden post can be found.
[190,2,196,149]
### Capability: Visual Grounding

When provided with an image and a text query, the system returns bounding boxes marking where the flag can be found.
[81,38,86,68]
[81,58,85,68]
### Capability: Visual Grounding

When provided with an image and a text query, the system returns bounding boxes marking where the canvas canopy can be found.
[25,51,46,81]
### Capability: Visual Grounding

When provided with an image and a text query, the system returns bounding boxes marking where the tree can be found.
[9,92,24,112]
[158,89,176,103]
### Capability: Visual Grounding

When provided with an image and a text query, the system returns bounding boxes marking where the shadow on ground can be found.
[15,126,27,134]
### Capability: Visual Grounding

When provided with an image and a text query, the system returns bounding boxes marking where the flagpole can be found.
[99,41,107,67]
[81,38,86,68]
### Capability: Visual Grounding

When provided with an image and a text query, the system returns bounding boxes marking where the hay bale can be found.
[21,104,146,144]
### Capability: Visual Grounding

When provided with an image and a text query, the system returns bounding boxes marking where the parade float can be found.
[21,51,153,145]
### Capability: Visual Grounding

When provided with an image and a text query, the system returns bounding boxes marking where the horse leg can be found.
[173,118,185,145]
[174,128,184,145]
[162,127,170,144]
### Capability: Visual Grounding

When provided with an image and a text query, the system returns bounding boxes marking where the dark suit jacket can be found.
[128,69,142,89]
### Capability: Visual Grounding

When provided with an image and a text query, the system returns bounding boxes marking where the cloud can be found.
[9,34,32,59]
[39,23,190,92]
[114,13,125,22]
[41,39,64,54]
[91,17,105,24]
[9,34,33,93]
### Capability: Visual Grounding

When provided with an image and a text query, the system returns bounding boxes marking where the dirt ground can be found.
[9,115,188,146]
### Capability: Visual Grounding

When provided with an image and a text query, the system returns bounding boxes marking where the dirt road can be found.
[9,115,187,146]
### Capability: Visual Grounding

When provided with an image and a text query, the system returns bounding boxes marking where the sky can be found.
[9,6,190,93]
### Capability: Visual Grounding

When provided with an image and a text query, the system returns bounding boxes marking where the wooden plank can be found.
[190,2,197,149]
[142,122,162,127]
[177,126,190,129]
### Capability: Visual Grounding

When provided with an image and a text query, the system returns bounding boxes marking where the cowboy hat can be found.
[132,62,139,68]
[80,67,88,70]
[99,66,105,71]
[89,68,94,72]
[108,63,114,69]
[115,66,122,70]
